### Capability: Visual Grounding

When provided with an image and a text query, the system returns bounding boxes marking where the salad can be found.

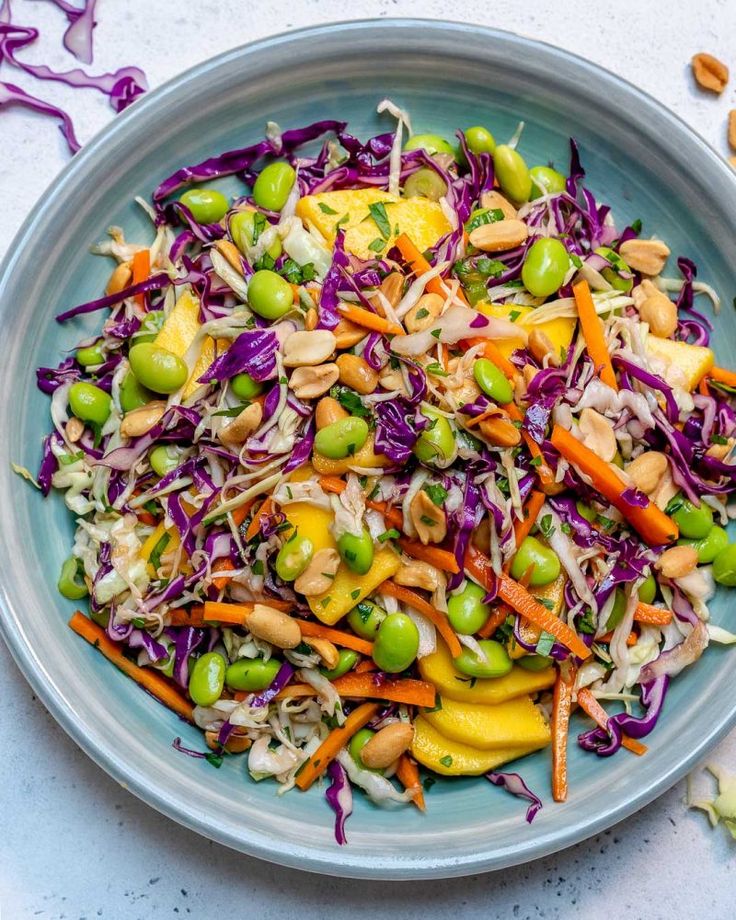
[33,102,736,842]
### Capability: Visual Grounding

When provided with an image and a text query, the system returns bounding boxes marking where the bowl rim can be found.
[2,17,736,880]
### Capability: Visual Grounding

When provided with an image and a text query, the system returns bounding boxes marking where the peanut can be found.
[219,402,263,447]
[479,190,517,219]
[360,722,415,769]
[395,559,444,592]
[405,292,444,333]
[619,239,671,276]
[378,366,408,394]
[578,408,617,462]
[293,547,341,596]
[65,417,84,443]
[120,401,167,438]
[290,363,340,400]
[631,279,660,310]
[478,416,522,448]
[315,396,348,430]
[410,489,447,546]
[657,545,698,580]
[283,330,336,367]
[105,261,132,296]
[304,637,340,670]
[691,53,729,94]
[625,451,669,495]
[245,604,302,649]
[205,730,251,754]
[729,110,736,152]
[214,239,244,274]
[336,354,378,394]
[369,272,404,315]
[528,329,560,366]
[639,291,678,338]
[334,317,367,349]
[468,219,528,252]
[304,307,318,331]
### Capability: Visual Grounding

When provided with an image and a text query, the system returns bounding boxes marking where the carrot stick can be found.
[355,659,378,673]
[551,662,576,802]
[710,366,736,388]
[398,539,460,574]
[169,599,292,627]
[465,545,592,659]
[231,499,254,528]
[597,630,638,646]
[275,674,436,708]
[550,425,678,546]
[395,233,469,306]
[68,612,193,722]
[295,702,380,791]
[573,279,617,391]
[297,621,374,656]
[132,249,150,308]
[245,497,273,541]
[477,606,510,639]
[698,376,711,397]
[576,687,648,756]
[211,558,236,592]
[396,754,426,811]
[338,302,404,336]
[319,476,404,529]
[513,489,546,547]
[463,338,518,378]
[502,401,556,486]
[380,580,463,658]
[633,602,673,626]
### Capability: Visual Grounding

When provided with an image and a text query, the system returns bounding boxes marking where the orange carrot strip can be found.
[272,676,434,707]
[576,687,648,756]
[598,630,638,647]
[245,497,273,541]
[295,702,380,791]
[465,545,592,660]
[297,621,374,656]
[502,402,555,486]
[338,302,404,336]
[231,498,254,528]
[398,539,460,574]
[396,754,426,811]
[211,558,236,592]
[380,581,463,659]
[68,612,193,722]
[698,376,711,397]
[395,233,469,306]
[573,279,618,391]
[477,606,510,639]
[319,476,405,529]
[132,249,150,308]
[710,366,736,388]
[550,425,678,546]
[513,489,546,547]
[633,602,673,626]
[355,659,378,673]
[552,662,576,802]
[169,599,292,627]
[462,337,517,378]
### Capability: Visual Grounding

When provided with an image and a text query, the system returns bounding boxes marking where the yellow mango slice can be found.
[423,695,550,751]
[308,547,400,625]
[418,639,556,704]
[140,522,180,577]
[311,435,388,476]
[412,717,541,776]
[283,502,336,554]
[296,190,451,260]
[508,573,567,659]
[477,302,575,362]
[645,335,714,391]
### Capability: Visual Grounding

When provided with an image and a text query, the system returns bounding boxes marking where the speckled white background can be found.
[2,1,736,917]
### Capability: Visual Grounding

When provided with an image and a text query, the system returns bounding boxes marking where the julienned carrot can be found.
[168,599,292,626]
[68,612,193,722]
[245,496,273,541]
[394,233,469,306]
[710,366,736,388]
[576,688,648,756]
[550,425,678,546]
[297,621,374,656]
[380,580,463,659]
[398,539,460,574]
[338,302,404,336]
[551,662,576,802]
[355,658,378,673]
[295,702,380,791]
[503,402,555,486]
[513,489,546,547]
[319,476,404,529]
[464,338,518,379]
[132,249,150,308]
[465,545,592,660]
[573,279,617,391]
[211,558,237,592]
[275,674,436,708]
[598,630,638,647]
[477,606,510,639]
[396,754,426,811]
[633,602,673,626]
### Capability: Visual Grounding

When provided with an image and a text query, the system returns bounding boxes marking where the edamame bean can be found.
[347,600,387,640]
[188,651,226,706]
[320,649,359,680]
[521,238,570,298]
[605,589,626,631]
[253,162,296,212]
[493,145,532,203]
[129,342,188,394]
[58,556,88,600]
[120,372,155,413]
[403,168,447,201]
[76,343,104,367]
[465,126,496,155]
[473,357,514,404]
[517,654,553,671]
[275,530,314,581]
[454,639,512,678]
[179,188,229,224]
[594,246,633,293]
[314,417,369,459]
[576,501,597,523]
[404,133,455,157]
[133,309,165,345]
[247,269,294,320]
[713,544,736,586]
[372,612,420,673]
[225,657,281,692]
[349,728,380,771]
[672,498,714,539]
[639,573,657,604]
[230,210,282,259]
[414,409,456,466]
[510,536,561,587]
[529,165,566,198]
[680,524,729,564]
[68,382,112,426]
[447,581,491,634]
[230,372,264,401]
[337,528,374,575]
[149,445,182,477]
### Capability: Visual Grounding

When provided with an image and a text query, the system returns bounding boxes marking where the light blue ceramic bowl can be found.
[1,19,736,879]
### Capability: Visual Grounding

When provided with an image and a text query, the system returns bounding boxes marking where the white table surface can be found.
[2,1,736,916]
